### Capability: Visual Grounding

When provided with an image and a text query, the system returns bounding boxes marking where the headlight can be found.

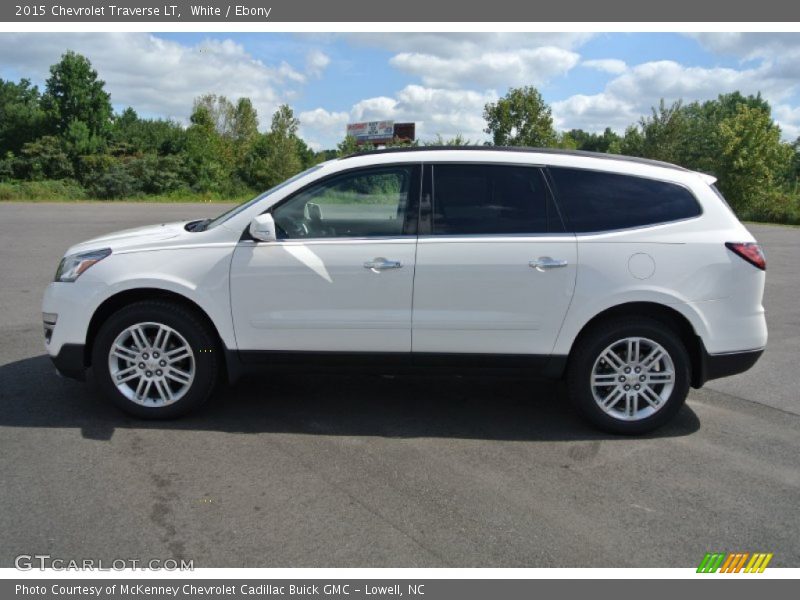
[55,248,112,282]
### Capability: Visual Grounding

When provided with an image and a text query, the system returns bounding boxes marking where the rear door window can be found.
[548,167,702,233]
[431,164,561,235]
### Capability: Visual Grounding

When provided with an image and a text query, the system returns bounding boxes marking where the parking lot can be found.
[0,202,798,567]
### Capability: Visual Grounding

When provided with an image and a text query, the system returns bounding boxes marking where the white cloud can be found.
[582,58,627,74]
[553,59,800,138]
[5,32,798,150]
[342,33,586,92]
[689,33,800,61]
[0,32,317,129]
[605,61,784,101]
[297,107,349,149]
[300,85,497,149]
[305,49,331,78]
[311,32,585,146]
[345,32,593,55]
[349,96,400,122]
[352,85,496,143]
[390,47,580,89]
[552,94,637,132]
[774,104,800,140]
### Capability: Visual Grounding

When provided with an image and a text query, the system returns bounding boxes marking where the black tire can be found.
[566,316,690,435]
[91,300,219,419]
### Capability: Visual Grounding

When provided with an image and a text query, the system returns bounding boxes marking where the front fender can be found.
[80,247,237,349]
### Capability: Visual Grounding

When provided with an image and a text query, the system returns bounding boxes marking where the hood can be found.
[65,220,193,255]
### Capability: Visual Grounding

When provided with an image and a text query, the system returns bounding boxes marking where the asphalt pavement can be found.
[0,202,798,567]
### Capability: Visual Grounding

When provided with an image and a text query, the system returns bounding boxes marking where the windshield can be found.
[203,165,324,230]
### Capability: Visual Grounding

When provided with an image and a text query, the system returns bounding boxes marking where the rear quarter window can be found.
[548,167,702,233]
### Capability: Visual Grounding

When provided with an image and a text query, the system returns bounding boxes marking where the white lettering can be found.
[190,5,221,16]
[235,6,273,19]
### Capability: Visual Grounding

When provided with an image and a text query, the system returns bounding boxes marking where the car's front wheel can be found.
[566,317,690,434]
[92,301,219,418]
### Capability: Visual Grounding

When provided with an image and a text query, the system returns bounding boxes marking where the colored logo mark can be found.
[697,552,773,573]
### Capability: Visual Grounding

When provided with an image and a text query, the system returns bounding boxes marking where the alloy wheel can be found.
[590,336,675,421]
[107,321,195,407]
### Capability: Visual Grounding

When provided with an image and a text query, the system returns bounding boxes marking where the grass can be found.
[744,220,800,228]
[0,181,249,203]
[0,197,239,204]
[0,179,253,203]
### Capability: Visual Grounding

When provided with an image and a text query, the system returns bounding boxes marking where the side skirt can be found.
[226,350,567,382]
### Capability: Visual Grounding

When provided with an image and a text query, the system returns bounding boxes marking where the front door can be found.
[412,163,577,356]
[230,165,420,353]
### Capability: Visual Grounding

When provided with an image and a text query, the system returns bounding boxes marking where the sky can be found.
[1,32,800,150]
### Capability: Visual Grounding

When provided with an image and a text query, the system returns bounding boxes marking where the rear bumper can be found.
[50,343,86,381]
[695,346,764,387]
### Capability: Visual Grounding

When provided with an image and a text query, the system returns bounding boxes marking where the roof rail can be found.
[343,145,691,172]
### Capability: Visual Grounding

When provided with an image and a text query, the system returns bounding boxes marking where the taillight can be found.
[725,242,766,270]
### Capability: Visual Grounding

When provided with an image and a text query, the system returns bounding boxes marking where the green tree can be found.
[231,98,259,145]
[0,78,46,155]
[636,99,688,164]
[715,104,794,213]
[64,119,105,158]
[426,133,475,146]
[620,125,644,156]
[566,127,622,153]
[679,92,776,174]
[229,98,260,181]
[42,51,112,140]
[483,86,557,147]
[245,105,302,189]
[314,148,339,163]
[336,135,359,157]
[110,107,187,156]
[17,136,74,180]
[185,103,232,193]
[554,132,579,149]
[193,94,235,136]
[85,158,138,199]
[294,137,321,169]
[790,137,800,184]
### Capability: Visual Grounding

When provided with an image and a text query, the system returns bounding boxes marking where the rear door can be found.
[411,163,577,356]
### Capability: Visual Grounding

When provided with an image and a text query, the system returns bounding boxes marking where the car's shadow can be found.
[0,355,700,442]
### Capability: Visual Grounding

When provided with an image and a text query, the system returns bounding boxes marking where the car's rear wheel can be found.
[92,301,219,418]
[566,317,690,434]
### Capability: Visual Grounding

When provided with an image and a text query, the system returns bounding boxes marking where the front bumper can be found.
[50,343,87,381]
[43,280,104,380]
[42,279,103,353]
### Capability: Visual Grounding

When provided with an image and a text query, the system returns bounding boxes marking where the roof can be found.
[343,145,692,174]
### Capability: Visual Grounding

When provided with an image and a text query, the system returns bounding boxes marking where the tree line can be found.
[0,51,327,202]
[1,51,799,223]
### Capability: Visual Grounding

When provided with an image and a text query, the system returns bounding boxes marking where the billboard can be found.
[347,121,395,144]
[393,122,416,143]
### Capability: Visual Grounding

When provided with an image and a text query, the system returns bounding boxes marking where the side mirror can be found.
[249,213,277,242]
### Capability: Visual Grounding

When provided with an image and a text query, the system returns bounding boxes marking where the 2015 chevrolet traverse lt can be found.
[42,148,767,434]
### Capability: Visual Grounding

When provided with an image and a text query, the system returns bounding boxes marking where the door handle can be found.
[364,257,403,272]
[529,256,568,271]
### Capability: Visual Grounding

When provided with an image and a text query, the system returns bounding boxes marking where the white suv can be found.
[42,148,767,433]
